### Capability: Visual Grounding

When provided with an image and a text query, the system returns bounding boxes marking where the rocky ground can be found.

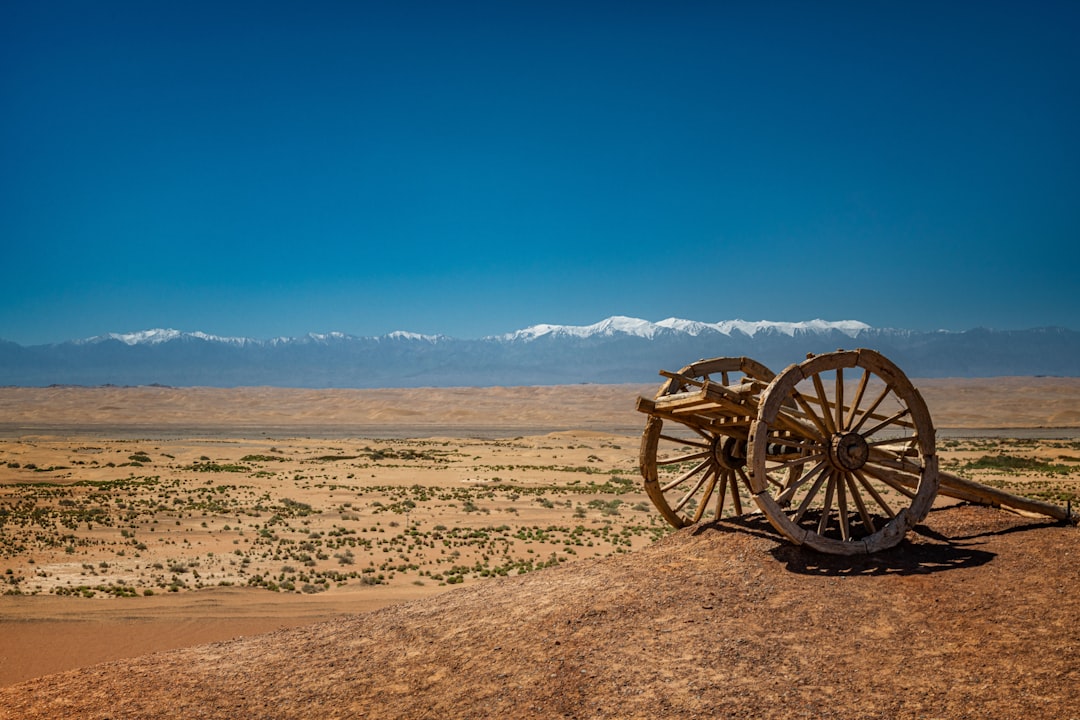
[3,504,1078,720]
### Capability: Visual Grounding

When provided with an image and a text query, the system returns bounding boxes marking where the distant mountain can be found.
[1,317,1078,387]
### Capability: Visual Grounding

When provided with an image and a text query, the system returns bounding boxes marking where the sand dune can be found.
[2,377,1079,436]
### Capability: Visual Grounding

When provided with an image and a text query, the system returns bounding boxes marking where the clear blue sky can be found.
[2,1,1078,345]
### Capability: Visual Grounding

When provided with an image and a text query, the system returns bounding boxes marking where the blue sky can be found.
[2,1,1078,345]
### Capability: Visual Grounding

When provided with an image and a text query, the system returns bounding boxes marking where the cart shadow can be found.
[769,536,996,577]
[919,507,1069,542]
[693,513,998,577]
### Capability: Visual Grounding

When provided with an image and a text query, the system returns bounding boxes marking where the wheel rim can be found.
[640,357,774,528]
[749,349,939,554]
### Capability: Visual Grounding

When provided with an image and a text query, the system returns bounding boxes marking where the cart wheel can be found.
[640,357,774,528]
[749,349,939,554]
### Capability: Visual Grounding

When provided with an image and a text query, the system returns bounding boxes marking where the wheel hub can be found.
[829,432,869,471]
[712,435,746,470]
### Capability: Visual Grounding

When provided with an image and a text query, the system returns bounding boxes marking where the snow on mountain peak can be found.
[494,316,871,341]
[385,331,442,342]
[108,328,183,345]
[496,316,655,341]
[82,329,254,346]
[79,316,871,348]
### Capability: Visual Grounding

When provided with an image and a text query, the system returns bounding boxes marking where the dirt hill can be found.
[3,505,1078,720]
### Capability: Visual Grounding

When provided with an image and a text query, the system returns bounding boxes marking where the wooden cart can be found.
[637,349,1076,555]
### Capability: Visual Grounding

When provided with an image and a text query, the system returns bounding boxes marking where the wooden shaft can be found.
[937,469,1077,523]
[877,459,1076,523]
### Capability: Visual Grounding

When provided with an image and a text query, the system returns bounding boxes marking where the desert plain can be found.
[1,376,1079,700]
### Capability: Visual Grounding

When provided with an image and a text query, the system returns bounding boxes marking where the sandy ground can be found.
[3,505,1078,720]
[1,379,1078,692]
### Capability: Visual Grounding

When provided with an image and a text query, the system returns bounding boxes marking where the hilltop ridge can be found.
[3,505,1077,720]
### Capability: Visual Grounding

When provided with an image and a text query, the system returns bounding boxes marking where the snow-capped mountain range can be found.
[80,317,871,347]
[495,316,872,342]
[2,317,1077,387]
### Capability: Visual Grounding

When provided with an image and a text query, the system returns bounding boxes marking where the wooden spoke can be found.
[764,434,824,452]
[691,471,719,524]
[861,407,912,438]
[672,466,713,513]
[776,460,828,506]
[749,349,939,554]
[810,371,839,435]
[714,470,728,519]
[853,469,896,519]
[661,458,711,492]
[772,411,827,444]
[767,452,826,473]
[859,463,917,499]
[845,472,876,533]
[658,433,710,449]
[835,367,844,434]
[836,474,850,541]
[792,470,830,523]
[816,473,837,535]
[867,435,918,449]
[640,356,779,529]
[794,388,832,438]
[746,463,785,491]
[843,368,871,430]
[868,453,925,476]
[657,449,711,466]
[729,475,745,514]
[850,383,893,434]
[732,467,755,514]
[690,424,716,441]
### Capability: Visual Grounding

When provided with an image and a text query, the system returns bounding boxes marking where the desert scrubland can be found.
[1,378,1079,688]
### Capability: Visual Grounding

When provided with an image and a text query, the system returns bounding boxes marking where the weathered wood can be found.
[845,472,876,532]
[692,471,719,524]
[639,357,776,529]
[673,466,713,513]
[714,470,728,519]
[776,460,827,507]
[749,350,940,554]
[844,368,871,429]
[792,469,830,523]
[640,350,1076,555]
[661,459,710,493]
[836,473,851,541]
[730,470,745,515]
[853,468,896,518]
[938,469,1075,522]
[658,369,707,388]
